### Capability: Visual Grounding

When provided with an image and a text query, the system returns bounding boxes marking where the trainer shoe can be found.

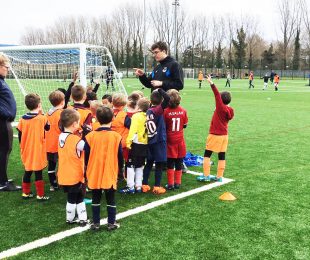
[164,184,174,190]
[66,217,78,225]
[153,186,166,195]
[196,175,213,182]
[142,185,151,193]
[135,187,142,193]
[107,222,120,231]
[36,195,50,201]
[0,182,22,192]
[78,220,89,227]
[90,222,100,231]
[49,185,59,192]
[174,184,180,189]
[214,177,223,182]
[22,192,34,199]
[119,187,135,194]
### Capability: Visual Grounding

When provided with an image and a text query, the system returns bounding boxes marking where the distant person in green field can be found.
[225,72,231,87]
[270,70,275,85]
[249,71,254,88]
[0,52,21,192]
[262,73,269,90]
[197,75,234,183]
[274,73,280,91]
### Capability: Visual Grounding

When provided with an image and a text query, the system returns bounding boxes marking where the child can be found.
[120,98,150,194]
[85,106,123,231]
[57,109,88,226]
[274,73,280,91]
[142,88,170,195]
[197,75,234,182]
[46,90,65,191]
[225,72,231,88]
[164,90,188,190]
[262,74,269,90]
[111,93,131,175]
[89,100,102,131]
[249,71,254,89]
[17,94,50,201]
[198,71,204,88]
[70,85,92,136]
[126,92,140,118]
[102,94,113,108]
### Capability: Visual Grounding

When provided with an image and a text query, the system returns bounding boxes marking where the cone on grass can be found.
[219,192,236,201]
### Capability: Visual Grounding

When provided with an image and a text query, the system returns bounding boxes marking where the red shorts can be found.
[167,140,186,158]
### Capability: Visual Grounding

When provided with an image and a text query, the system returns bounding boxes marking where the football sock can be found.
[92,204,101,224]
[154,169,162,187]
[126,167,135,189]
[107,205,116,224]
[66,203,77,222]
[135,167,143,188]
[217,160,226,178]
[167,169,174,186]
[48,171,57,187]
[203,157,211,176]
[142,161,152,185]
[22,182,31,194]
[35,180,45,197]
[76,202,87,221]
[175,170,182,185]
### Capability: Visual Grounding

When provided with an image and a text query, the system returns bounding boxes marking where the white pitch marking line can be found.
[0,177,234,259]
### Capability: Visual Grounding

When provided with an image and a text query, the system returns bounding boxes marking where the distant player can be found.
[198,71,204,88]
[58,109,87,226]
[46,90,65,191]
[85,106,123,231]
[225,72,231,88]
[274,73,280,91]
[17,94,50,201]
[262,74,269,90]
[197,75,234,182]
[164,89,188,190]
[106,66,114,90]
[270,70,275,84]
[249,71,254,89]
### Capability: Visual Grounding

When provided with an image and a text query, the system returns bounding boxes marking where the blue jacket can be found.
[0,76,16,121]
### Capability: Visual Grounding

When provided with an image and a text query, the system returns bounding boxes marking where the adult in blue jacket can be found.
[0,52,21,191]
[135,41,184,92]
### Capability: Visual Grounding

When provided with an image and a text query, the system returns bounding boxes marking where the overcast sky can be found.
[1,0,279,45]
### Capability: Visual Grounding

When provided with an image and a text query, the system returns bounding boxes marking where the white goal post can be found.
[0,43,127,120]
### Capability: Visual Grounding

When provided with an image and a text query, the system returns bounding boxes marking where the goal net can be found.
[0,44,126,121]
[183,68,195,79]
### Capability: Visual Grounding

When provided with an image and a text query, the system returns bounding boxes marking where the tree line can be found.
[20,0,310,73]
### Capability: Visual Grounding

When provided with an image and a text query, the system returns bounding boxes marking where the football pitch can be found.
[1,78,310,259]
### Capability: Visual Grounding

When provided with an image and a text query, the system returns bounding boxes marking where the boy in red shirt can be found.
[197,75,234,182]
[164,89,188,190]
[17,94,50,200]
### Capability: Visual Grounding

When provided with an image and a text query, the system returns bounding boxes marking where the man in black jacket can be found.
[135,41,184,92]
[0,52,21,191]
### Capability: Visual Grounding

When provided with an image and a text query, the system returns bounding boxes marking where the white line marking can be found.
[0,177,233,259]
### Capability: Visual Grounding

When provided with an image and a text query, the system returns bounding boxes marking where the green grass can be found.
[1,78,310,259]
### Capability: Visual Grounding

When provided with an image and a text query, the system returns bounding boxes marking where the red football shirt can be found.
[164,106,188,144]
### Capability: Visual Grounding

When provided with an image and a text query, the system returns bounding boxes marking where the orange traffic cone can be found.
[219,192,236,201]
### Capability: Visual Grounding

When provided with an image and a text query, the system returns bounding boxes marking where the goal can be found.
[0,43,126,121]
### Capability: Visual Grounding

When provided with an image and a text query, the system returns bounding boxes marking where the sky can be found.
[1,0,279,45]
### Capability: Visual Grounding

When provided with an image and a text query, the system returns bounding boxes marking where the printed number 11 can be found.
[172,117,180,131]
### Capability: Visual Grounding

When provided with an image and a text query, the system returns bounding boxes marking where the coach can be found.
[135,41,184,92]
[0,52,21,191]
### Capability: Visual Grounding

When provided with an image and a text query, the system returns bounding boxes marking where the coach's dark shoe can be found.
[0,182,22,192]
[107,222,120,231]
